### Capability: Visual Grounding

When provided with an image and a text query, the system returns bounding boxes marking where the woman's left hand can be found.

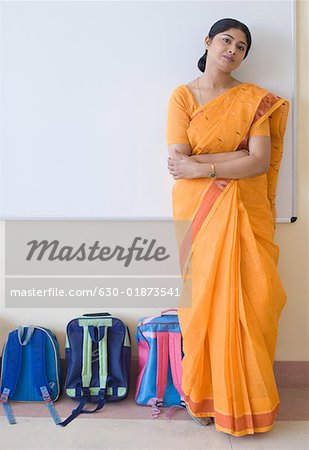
[168,150,200,179]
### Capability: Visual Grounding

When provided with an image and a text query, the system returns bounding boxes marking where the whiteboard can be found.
[0,0,297,222]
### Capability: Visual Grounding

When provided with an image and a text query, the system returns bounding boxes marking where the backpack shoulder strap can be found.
[30,328,61,425]
[96,325,108,391]
[168,332,185,404]
[163,332,186,421]
[0,330,24,424]
[147,331,169,418]
[156,332,169,405]
[60,323,108,427]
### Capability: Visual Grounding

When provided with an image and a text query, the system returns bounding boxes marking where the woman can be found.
[166,18,289,437]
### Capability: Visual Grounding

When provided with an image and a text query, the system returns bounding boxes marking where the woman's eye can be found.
[223,37,245,51]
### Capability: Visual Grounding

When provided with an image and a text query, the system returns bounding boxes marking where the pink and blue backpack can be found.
[135,309,185,418]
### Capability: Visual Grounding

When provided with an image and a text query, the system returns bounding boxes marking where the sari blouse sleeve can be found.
[166,88,191,145]
[249,117,270,137]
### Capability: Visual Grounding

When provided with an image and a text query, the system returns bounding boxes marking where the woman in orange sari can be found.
[166,18,289,437]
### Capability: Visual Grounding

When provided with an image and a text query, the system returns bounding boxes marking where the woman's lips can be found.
[222,55,234,62]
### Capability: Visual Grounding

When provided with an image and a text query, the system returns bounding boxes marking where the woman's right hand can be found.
[191,149,249,164]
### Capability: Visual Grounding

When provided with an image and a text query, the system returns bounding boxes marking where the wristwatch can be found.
[208,162,217,179]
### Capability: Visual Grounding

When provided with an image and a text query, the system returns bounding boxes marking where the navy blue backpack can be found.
[0,326,62,425]
[61,313,131,426]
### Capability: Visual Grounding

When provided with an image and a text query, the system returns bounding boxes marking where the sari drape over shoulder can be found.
[166,83,289,437]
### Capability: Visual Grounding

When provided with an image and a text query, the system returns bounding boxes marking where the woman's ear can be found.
[204,36,210,49]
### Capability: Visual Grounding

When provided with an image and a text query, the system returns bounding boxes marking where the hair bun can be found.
[197,50,207,73]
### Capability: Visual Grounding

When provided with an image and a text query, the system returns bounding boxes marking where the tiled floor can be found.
[1,365,308,449]
[0,388,308,449]
[0,417,308,450]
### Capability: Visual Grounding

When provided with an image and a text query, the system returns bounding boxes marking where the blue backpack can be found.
[135,309,185,418]
[0,326,62,425]
[61,312,131,426]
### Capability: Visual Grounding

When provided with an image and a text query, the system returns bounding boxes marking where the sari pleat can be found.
[168,83,290,436]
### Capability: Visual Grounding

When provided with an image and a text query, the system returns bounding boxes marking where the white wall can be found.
[1,1,307,361]
[0,0,295,220]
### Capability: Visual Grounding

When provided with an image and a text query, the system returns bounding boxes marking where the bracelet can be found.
[208,161,217,179]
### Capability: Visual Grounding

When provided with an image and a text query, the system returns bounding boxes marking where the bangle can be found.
[208,161,217,179]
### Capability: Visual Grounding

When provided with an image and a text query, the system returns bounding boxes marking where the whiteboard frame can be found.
[275,0,297,223]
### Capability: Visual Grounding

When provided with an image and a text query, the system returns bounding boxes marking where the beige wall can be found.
[0,2,308,360]
[275,0,309,361]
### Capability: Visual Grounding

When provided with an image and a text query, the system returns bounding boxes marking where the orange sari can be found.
[166,83,289,436]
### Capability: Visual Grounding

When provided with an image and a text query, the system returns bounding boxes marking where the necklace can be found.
[196,77,241,106]
[197,77,204,105]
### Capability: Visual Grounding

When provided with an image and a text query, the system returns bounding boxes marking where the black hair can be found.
[198,18,252,72]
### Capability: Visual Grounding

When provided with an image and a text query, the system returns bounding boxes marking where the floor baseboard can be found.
[59,359,309,389]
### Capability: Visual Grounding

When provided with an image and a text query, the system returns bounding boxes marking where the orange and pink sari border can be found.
[185,393,280,436]
[179,180,230,274]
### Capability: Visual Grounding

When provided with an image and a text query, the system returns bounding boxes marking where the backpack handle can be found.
[17,326,35,346]
[139,309,178,326]
[83,313,111,317]
[161,309,178,315]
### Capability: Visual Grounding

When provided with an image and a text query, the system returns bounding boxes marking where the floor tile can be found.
[0,417,232,450]
[229,421,309,449]
[277,388,309,420]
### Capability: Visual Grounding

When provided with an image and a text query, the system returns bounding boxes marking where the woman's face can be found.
[205,28,248,71]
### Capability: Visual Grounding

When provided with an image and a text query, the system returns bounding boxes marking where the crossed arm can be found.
[167,135,271,180]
